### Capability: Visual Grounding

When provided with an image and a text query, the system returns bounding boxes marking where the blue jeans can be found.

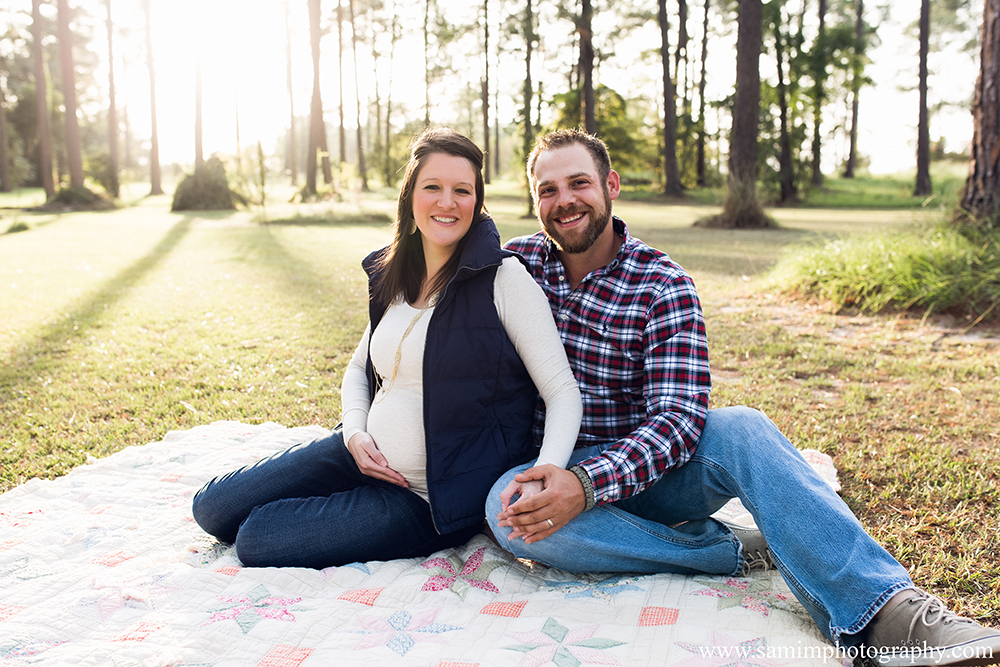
[485,406,913,645]
[192,426,481,569]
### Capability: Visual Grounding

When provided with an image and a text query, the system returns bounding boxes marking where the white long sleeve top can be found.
[341,256,582,501]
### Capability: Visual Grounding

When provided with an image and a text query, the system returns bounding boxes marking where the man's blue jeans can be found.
[192,426,481,569]
[485,406,913,645]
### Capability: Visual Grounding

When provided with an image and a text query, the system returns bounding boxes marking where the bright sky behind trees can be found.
[87,0,982,174]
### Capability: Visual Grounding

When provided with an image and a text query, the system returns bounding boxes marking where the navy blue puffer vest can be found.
[361,217,538,535]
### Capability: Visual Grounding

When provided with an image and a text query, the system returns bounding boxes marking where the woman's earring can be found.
[408,218,418,235]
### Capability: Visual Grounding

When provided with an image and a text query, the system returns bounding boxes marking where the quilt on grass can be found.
[0,421,845,666]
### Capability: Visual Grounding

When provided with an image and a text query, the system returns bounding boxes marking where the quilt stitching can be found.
[203,584,313,635]
[352,608,464,656]
[501,617,627,667]
[691,576,797,617]
[420,546,507,599]
[543,574,647,601]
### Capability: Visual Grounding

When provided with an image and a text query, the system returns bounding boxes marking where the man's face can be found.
[531,143,619,254]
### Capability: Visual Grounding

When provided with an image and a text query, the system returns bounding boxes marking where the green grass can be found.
[771,224,1000,321]
[0,187,48,210]
[2,187,998,625]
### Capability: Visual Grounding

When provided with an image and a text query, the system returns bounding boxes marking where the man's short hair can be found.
[526,129,612,191]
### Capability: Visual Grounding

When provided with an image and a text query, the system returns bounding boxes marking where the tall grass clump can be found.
[771,223,1000,321]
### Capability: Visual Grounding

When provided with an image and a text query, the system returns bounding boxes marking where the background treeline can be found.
[0,0,991,221]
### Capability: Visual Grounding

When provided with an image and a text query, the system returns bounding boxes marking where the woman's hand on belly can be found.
[347,432,409,488]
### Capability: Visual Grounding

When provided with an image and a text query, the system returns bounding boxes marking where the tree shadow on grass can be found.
[0,216,196,396]
[264,211,392,228]
[632,226,815,278]
[225,224,370,356]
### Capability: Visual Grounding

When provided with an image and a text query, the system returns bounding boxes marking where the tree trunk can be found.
[959,0,1000,223]
[105,0,120,197]
[285,0,298,186]
[707,0,772,229]
[844,0,864,179]
[32,0,55,198]
[306,0,324,195]
[482,0,491,184]
[234,85,241,172]
[774,6,796,202]
[810,0,826,188]
[337,0,346,166]
[676,0,690,118]
[493,76,500,175]
[348,0,368,191]
[194,44,204,169]
[123,99,132,173]
[58,0,85,189]
[370,29,381,187]
[0,109,9,193]
[143,0,163,195]
[914,0,932,196]
[424,0,432,127]
[523,0,535,216]
[579,0,596,134]
[658,0,681,195]
[0,82,11,192]
[695,0,709,187]
[385,3,397,187]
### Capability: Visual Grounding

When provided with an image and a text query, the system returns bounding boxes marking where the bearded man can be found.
[487,128,1000,667]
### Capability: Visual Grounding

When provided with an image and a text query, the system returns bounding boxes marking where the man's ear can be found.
[607,170,621,201]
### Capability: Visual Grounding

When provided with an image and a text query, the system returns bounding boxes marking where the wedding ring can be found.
[546,519,554,528]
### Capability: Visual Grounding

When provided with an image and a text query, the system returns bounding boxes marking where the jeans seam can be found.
[689,454,832,620]
[833,581,914,646]
[601,505,730,548]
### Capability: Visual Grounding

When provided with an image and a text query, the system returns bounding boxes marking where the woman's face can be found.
[411,152,477,259]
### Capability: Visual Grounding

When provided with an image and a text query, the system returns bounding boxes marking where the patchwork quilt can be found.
[0,421,845,666]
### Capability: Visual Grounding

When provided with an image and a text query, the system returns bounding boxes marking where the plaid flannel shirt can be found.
[505,218,711,506]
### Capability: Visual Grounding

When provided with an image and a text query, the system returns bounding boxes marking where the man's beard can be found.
[540,185,613,254]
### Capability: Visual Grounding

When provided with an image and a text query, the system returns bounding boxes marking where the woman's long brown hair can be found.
[372,128,487,309]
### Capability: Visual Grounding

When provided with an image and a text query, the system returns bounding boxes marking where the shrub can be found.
[771,223,1000,321]
[5,221,29,234]
[37,185,117,211]
[171,157,247,211]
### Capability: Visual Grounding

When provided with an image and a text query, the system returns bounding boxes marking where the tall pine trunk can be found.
[0,88,10,192]
[774,6,796,202]
[959,0,1000,224]
[337,0,346,166]
[285,0,298,186]
[810,0,826,188]
[482,0,491,184]
[194,44,204,169]
[58,0,85,189]
[306,0,324,195]
[384,3,398,187]
[676,0,690,119]
[658,0,681,195]
[348,0,368,190]
[695,0,709,187]
[914,0,932,196]
[705,0,772,228]
[32,0,55,198]
[844,0,864,178]
[579,0,595,133]
[105,0,120,197]
[143,0,162,195]
[423,0,432,127]
[523,0,535,216]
